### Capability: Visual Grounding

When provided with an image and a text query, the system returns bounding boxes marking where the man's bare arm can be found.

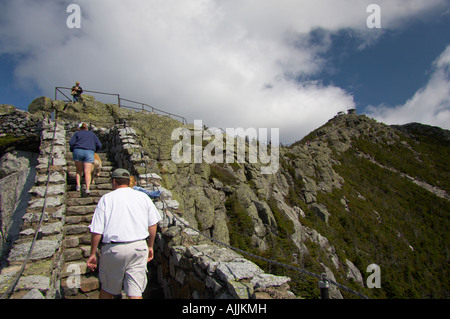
[87,233,102,270]
[147,224,157,262]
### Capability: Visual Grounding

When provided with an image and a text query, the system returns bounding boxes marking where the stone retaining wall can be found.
[0,120,67,299]
[105,124,150,174]
[0,105,42,139]
[154,220,296,299]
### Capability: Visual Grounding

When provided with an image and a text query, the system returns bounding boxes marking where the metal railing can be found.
[55,87,187,125]
[120,98,187,124]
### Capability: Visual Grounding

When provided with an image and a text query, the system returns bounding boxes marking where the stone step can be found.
[63,234,90,248]
[91,183,113,190]
[67,177,112,185]
[66,183,113,192]
[66,165,115,173]
[67,189,110,198]
[67,171,111,179]
[66,205,97,216]
[61,274,99,299]
[65,214,93,225]
[64,224,90,236]
[67,197,99,206]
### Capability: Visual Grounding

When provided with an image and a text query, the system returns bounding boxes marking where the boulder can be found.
[311,203,330,223]
[28,97,54,114]
[345,259,364,286]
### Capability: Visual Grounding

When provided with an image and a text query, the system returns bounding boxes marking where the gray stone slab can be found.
[215,259,264,282]
[8,239,60,262]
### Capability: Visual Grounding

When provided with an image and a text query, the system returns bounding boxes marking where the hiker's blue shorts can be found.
[73,148,95,163]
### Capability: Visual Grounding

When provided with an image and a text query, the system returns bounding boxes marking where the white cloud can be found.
[367,45,450,129]
[1,0,448,142]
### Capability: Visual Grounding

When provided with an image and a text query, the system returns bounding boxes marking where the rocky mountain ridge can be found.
[2,95,449,298]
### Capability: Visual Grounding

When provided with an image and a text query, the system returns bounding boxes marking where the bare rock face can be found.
[28,97,54,115]
[0,150,38,266]
[346,259,364,287]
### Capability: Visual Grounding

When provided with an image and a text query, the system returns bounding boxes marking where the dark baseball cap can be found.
[112,168,130,179]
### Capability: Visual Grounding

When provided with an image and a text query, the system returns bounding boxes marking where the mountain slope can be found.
[287,114,449,298]
[25,96,450,298]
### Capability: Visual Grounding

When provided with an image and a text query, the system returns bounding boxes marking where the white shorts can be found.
[99,240,148,297]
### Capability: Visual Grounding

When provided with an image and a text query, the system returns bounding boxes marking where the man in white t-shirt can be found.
[87,168,162,299]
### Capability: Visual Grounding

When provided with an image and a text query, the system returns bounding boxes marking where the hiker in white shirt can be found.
[87,168,161,299]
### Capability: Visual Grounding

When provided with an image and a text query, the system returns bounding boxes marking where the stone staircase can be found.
[58,126,177,299]
[1,120,299,300]
[60,136,116,299]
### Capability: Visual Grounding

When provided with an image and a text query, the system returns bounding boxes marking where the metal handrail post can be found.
[319,273,330,299]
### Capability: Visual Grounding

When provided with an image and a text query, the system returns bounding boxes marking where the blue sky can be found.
[319,16,450,111]
[1,0,449,143]
[0,54,34,110]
